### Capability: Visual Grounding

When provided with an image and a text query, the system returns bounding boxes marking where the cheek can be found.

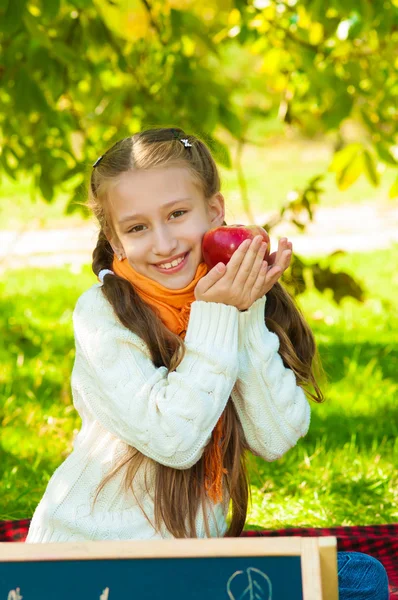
[188,219,209,239]
[123,240,144,261]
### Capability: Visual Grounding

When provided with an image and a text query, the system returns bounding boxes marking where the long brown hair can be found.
[87,127,324,539]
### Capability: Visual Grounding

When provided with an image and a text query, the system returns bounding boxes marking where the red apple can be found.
[202,224,271,270]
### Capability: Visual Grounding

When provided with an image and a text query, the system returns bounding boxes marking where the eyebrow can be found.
[118,198,192,224]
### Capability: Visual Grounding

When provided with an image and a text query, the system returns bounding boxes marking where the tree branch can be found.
[235,138,256,224]
[140,0,166,45]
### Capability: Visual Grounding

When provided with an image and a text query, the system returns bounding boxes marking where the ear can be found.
[207,192,225,228]
[105,231,126,261]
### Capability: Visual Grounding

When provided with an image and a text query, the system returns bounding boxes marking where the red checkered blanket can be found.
[1,520,397,598]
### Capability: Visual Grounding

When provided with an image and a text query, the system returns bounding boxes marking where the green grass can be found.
[1,136,396,230]
[1,247,397,527]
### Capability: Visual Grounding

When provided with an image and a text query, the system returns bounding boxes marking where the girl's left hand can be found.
[248,237,293,307]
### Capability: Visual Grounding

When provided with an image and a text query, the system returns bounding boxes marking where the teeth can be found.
[158,255,185,269]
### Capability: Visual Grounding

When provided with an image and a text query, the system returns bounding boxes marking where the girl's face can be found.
[107,166,225,290]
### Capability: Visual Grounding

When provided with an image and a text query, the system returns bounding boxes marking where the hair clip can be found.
[180,138,192,148]
[92,155,103,168]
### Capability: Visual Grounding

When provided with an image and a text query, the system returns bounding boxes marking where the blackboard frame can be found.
[1,536,338,600]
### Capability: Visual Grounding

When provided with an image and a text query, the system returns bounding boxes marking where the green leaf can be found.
[50,157,70,181]
[329,143,362,174]
[363,150,380,187]
[41,0,60,20]
[22,12,51,48]
[170,8,183,35]
[0,149,18,179]
[311,264,365,304]
[360,109,375,131]
[389,176,398,199]
[233,0,248,9]
[206,136,231,169]
[70,0,91,7]
[170,9,219,54]
[1,0,26,33]
[219,104,242,138]
[337,151,364,191]
[39,172,54,202]
[51,41,79,67]
[322,90,354,129]
[292,219,306,231]
[14,68,48,113]
[375,143,397,167]
[309,22,324,45]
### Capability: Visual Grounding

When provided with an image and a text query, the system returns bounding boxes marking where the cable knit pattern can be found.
[232,295,311,461]
[26,285,310,544]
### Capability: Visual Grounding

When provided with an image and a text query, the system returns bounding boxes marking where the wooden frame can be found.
[1,536,338,600]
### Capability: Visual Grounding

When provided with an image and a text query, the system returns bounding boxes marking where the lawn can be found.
[0,245,397,528]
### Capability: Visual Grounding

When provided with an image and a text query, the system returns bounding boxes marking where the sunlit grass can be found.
[246,245,398,528]
[1,247,397,526]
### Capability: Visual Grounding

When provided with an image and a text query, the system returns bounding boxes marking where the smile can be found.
[153,252,190,274]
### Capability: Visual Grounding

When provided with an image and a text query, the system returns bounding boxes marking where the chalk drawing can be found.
[7,589,23,600]
[227,567,272,600]
[6,586,111,600]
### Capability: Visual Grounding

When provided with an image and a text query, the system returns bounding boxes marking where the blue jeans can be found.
[338,552,389,599]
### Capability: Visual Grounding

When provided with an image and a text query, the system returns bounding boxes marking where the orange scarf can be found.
[110,257,228,504]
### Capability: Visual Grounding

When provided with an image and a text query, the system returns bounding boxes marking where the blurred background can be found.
[0,0,397,528]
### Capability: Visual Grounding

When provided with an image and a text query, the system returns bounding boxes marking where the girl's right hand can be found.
[195,235,279,311]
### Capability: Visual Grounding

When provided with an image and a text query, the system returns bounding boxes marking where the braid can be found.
[91,229,184,372]
[92,229,114,275]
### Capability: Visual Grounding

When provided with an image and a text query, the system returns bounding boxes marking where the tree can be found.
[1,0,397,301]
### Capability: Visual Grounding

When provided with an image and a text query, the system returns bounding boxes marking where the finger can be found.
[267,250,277,266]
[242,239,268,291]
[232,235,265,286]
[282,249,292,268]
[251,258,269,296]
[274,237,288,264]
[272,240,292,271]
[199,262,226,293]
[222,238,252,282]
[259,264,283,295]
[248,260,280,302]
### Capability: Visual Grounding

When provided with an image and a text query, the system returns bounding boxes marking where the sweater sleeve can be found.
[232,296,311,461]
[71,286,239,470]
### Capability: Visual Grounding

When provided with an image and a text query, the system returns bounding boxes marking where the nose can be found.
[152,225,178,258]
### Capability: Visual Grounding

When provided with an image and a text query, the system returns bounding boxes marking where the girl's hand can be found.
[195,235,290,311]
[252,236,292,304]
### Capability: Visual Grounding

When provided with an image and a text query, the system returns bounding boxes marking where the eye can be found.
[127,210,187,234]
[170,210,187,219]
[127,224,144,234]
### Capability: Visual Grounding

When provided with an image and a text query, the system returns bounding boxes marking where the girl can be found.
[26,128,389,599]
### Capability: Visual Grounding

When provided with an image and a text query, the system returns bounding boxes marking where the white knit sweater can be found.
[26,284,310,543]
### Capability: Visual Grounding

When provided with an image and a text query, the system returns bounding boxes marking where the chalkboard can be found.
[0,537,338,600]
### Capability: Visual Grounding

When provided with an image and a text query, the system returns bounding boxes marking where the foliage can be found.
[0,0,397,301]
[232,0,398,196]
[1,245,397,524]
[0,0,397,204]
